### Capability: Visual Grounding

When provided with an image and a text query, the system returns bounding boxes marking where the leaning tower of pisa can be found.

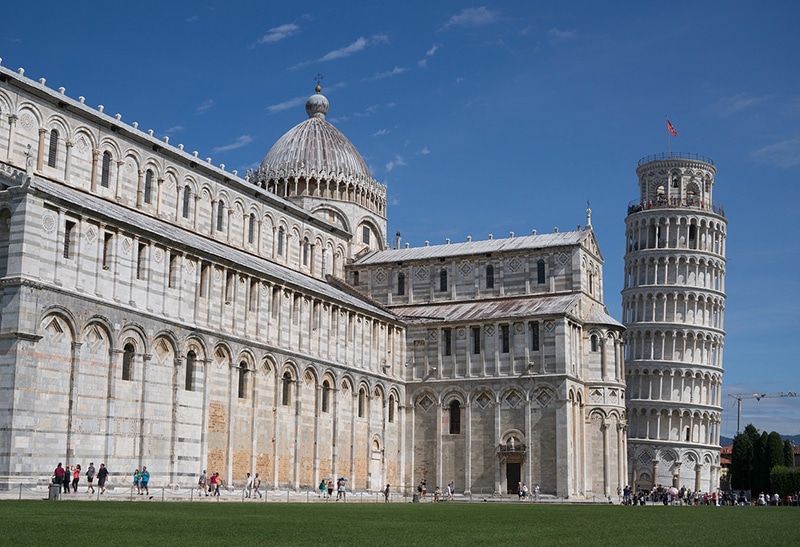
[622,153,727,494]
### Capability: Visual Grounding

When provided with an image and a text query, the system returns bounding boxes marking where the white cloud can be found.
[258,23,300,45]
[385,154,407,172]
[164,125,184,135]
[319,37,368,62]
[427,44,439,56]
[371,66,407,80]
[420,147,431,155]
[751,139,800,167]
[717,93,770,117]
[444,7,499,29]
[186,15,199,23]
[196,99,213,115]
[547,28,576,43]
[267,96,306,114]
[373,128,390,137]
[213,136,254,154]
[418,59,428,68]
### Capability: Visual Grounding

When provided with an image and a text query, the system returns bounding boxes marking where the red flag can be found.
[667,118,677,137]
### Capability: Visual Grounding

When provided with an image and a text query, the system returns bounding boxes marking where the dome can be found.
[259,88,373,185]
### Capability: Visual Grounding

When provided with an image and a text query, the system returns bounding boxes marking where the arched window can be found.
[248,213,256,244]
[449,400,461,434]
[47,129,59,168]
[537,259,546,284]
[302,238,310,266]
[199,262,210,298]
[182,186,191,219]
[486,264,494,289]
[136,242,147,280]
[397,272,405,296]
[358,387,367,418]
[590,334,599,352]
[63,220,76,259]
[185,350,196,391]
[144,169,153,204]
[281,372,292,406]
[100,151,111,188]
[237,362,248,399]
[122,343,134,381]
[440,269,448,292]
[388,394,395,423]
[249,279,259,312]
[322,380,331,413]
[277,227,285,256]
[216,200,225,232]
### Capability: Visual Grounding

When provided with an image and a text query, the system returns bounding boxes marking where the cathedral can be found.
[1,60,637,498]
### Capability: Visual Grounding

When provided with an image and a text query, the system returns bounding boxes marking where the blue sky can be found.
[2,1,798,438]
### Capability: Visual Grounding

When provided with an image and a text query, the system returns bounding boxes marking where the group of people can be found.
[317,479,348,500]
[132,467,151,496]
[517,482,540,501]
[51,462,108,494]
[197,470,263,499]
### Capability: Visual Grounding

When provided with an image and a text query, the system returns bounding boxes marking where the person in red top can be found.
[53,462,65,486]
[72,464,81,493]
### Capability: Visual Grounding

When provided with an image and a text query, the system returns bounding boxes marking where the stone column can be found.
[6,114,17,162]
[36,127,46,171]
[90,149,99,192]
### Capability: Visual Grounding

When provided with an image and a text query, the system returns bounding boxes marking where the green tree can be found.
[783,440,794,468]
[754,431,769,493]
[730,432,753,490]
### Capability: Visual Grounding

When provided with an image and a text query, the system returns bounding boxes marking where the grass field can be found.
[3,500,798,546]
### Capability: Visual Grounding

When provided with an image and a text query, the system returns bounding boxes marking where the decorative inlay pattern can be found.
[507,257,521,272]
[475,391,492,408]
[558,252,569,265]
[153,248,163,263]
[374,269,386,283]
[417,395,434,411]
[85,226,96,243]
[459,260,472,276]
[42,213,56,233]
[415,266,429,281]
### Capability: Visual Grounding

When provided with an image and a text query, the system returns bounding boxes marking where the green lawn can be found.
[3,500,798,546]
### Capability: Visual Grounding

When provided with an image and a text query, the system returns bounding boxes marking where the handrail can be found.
[638,152,714,166]
[627,198,725,218]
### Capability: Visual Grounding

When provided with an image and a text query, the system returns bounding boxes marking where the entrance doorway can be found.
[506,462,521,494]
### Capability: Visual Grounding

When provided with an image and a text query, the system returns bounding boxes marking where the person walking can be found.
[252,473,262,499]
[384,484,390,503]
[245,472,253,498]
[133,469,141,495]
[198,470,208,497]
[209,472,218,497]
[86,463,96,494]
[97,463,109,494]
[140,466,150,496]
[72,464,81,493]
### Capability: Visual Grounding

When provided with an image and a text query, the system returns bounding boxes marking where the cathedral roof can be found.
[354,230,593,264]
[258,86,374,186]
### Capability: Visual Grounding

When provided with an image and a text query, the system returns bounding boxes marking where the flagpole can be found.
[666,115,671,158]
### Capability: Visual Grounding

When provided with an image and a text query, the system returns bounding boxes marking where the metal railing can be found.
[627,198,725,218]
[638,152,714,166]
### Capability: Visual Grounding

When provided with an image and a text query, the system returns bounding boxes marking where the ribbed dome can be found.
[259,90,373,185]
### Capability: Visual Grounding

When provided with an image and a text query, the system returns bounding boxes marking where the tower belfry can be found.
[622,152,727,493]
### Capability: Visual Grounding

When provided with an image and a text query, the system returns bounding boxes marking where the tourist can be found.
[53,462,65,487]
[133,469,141,495]
[384,484,390,503]
[319,479,326,498]
[72,464,81,493]
[245,472,253,498]
[86,463,96,493]
[97,463,109,494]
[253,473,262,498]
[63,465,72,494]
[209,472,218,496]
[140,466,150,496]
[198,470,207,497]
